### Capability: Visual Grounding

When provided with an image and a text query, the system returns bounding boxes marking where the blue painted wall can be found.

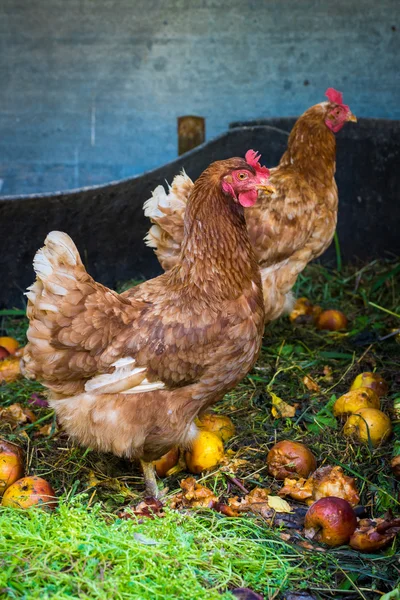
[0,0,399,196]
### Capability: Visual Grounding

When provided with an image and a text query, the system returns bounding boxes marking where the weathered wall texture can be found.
[0,0,398,196]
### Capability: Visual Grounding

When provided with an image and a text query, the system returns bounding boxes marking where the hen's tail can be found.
[143,171,193,271]
[22,232,103,392]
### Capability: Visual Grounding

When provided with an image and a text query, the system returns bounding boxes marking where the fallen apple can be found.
[349,518,400,553]
[333,387,380,416]
[267,440,317,480]
[289,297,322,324]
[343,408,392,447]
[0,346,10,360]
[196,412,236,442]
[0,440,24,496]
[153,446,180,478]
[0,357,21,383]
[304,497,357,546]
[279,465,360,507]
[185,430,224,474]
[350,372,388,397]
[316,310,348,331]
[0,337,19,355]
[1,476,57,510]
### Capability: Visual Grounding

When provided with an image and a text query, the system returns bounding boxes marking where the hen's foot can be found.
[140,459,162,499]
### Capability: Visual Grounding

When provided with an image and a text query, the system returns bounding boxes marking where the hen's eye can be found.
[238,172,248,180]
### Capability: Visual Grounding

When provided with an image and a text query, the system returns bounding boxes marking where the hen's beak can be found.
[257,184,276,196]
[347,112,357,123]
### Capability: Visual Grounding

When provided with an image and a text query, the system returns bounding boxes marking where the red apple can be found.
[304,497,357,546]
[1,476,57,511]
[267,440,317,480]
[0,440,24,496]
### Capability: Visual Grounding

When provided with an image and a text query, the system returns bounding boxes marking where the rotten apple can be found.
[350,372,388,397]
[197,413,236,442]
[1,476,57,510]
[0,440,24,496]
[316,310,348,331]
[267,440,317,480]
[153,446,180,478]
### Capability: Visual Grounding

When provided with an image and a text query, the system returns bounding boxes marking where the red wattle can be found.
[238,189,257,207]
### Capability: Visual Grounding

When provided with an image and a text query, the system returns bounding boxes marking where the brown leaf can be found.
[0,357,21,383]
[322,365,333,382]
[33,422,58,438]
[0,403,37,428]
[117,497,164,520]
[303,376,320,393]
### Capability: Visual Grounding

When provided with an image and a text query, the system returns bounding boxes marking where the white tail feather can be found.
[143,171,193,221]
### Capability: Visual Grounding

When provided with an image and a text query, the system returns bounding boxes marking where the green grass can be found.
[0,502,302,600]
[0,259,399,599]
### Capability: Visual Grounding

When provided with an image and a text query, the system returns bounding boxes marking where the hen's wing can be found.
[143,171,194,271]
[23,231,225,399]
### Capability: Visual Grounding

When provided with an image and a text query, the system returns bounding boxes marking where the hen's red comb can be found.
[325,88,344,105]
[245,149,270,177]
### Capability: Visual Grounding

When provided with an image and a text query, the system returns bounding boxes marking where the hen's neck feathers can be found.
[177,165,259,299]
[279,103,336,187]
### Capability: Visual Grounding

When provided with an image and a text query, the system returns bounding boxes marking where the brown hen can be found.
[22,154,270,497]
[144,88,357,321]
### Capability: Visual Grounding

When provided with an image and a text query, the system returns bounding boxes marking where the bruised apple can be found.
[0,337,19,355]
[304,497,357,546]
[0,440,24,496]
[333,388,380,416]
[1,476,57,510]
[185,430,224,474]
[350,372,388,397]
[197,413,236,442]
[344,408,392,447]
[153,447,180,478]
[350,518,400,553]
[316,310,348,331]
[267,440,317,480]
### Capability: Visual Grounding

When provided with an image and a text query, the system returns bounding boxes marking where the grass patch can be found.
[0,259,399,599]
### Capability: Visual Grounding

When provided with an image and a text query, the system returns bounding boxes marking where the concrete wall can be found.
[0,0,399,196]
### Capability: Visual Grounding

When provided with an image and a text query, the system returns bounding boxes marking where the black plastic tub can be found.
[0,118,399,308]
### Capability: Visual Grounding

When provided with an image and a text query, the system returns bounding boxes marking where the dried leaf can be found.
[322,365,333,382]
[303,376,320,393]
[0,357,21,383]
[0,403,37,428]
[267,495,292,513]
[118,497,164,520]
[270,391,297,418]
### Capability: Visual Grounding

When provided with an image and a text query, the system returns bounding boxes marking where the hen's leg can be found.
[140,460,160,498]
